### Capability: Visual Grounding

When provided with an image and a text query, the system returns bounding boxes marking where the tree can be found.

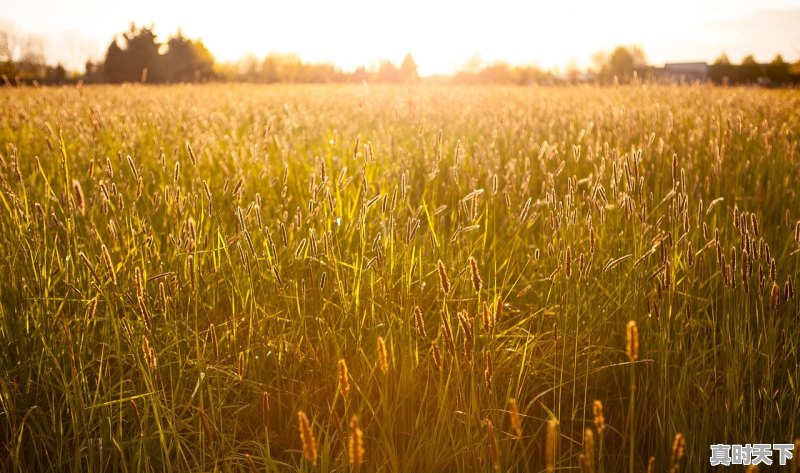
[104,39,127,83]
[376,60,399,83]
[350,66,368,83]
[84,60,104,83]
[591,45,647,84]
[399,53,418,83]
[740,54,762,83]
[767,55,790,84]
[121,25,161,82]
[713,53,731,65]
[609,46,635,82]
[162,33,214,82]
[709,52,734,84]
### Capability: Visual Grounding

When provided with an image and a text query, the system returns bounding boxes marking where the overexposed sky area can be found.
[1,0,800,74]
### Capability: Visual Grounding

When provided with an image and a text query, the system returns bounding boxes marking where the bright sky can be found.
[2,0,800,75]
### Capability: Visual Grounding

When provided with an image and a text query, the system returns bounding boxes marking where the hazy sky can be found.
[2,0,800,75]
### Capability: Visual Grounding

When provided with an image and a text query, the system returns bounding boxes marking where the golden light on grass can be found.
[3,83,800,472]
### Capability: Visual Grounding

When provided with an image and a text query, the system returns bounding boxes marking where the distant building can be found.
[660,62,709,83]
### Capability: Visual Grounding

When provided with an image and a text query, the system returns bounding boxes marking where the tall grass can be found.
[0,83,798,472]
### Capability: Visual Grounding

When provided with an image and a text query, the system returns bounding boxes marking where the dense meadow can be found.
[0,83,799,472]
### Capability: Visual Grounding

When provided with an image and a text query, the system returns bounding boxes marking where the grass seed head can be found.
[437,259,451,295]
[349,415,365,471]
[376,336,389,374]
[508,398,522,438]
[593,400,605,433]
[468,256,482,292]
[669,433,685,473]
[626,320,639,362]
[297,411,317,465]
[413,305,426,338]
[338,358,350,397]
[583,428,596,473]
[484,349,493,386]
[261,391,269,428]
[71,179,85,215]
[431,342,442,371]
[101,244,116,285]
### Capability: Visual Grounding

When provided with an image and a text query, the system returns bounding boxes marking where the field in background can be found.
[0,84,798,472]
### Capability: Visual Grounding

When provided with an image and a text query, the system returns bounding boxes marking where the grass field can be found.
[0,83,799,472]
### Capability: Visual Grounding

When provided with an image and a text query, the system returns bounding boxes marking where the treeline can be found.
[452,62,556,85]
[216,53,421,83]
[707,53,799,85]
[0,25,68,85]
[2,23,559,85]
[592,46,800,85]
[3,22,800,86]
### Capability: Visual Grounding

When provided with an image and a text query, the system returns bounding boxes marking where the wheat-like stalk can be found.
[430,342,443,372]
[508,398,522,438]
[583,428,596,473]
[413,305,426,338]
[72,179,85,215]
[261,391,269,429]
[101,244,116,285]
[669,433,685,473]
[377,337,389,374]
[338,358,350,397]
[593,400,605,433]
[626,320,639,362]
[437,259,451,295]
[298,410,317,465]
[349,415,365,472]
[468,256,482,292]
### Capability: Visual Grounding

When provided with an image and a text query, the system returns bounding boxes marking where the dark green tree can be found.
[740,54,762,83]
[162,32,214,82]
[103,24,162,83]
[709,52,734,84]
[103,39,127,83]
[766,55,789,84]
